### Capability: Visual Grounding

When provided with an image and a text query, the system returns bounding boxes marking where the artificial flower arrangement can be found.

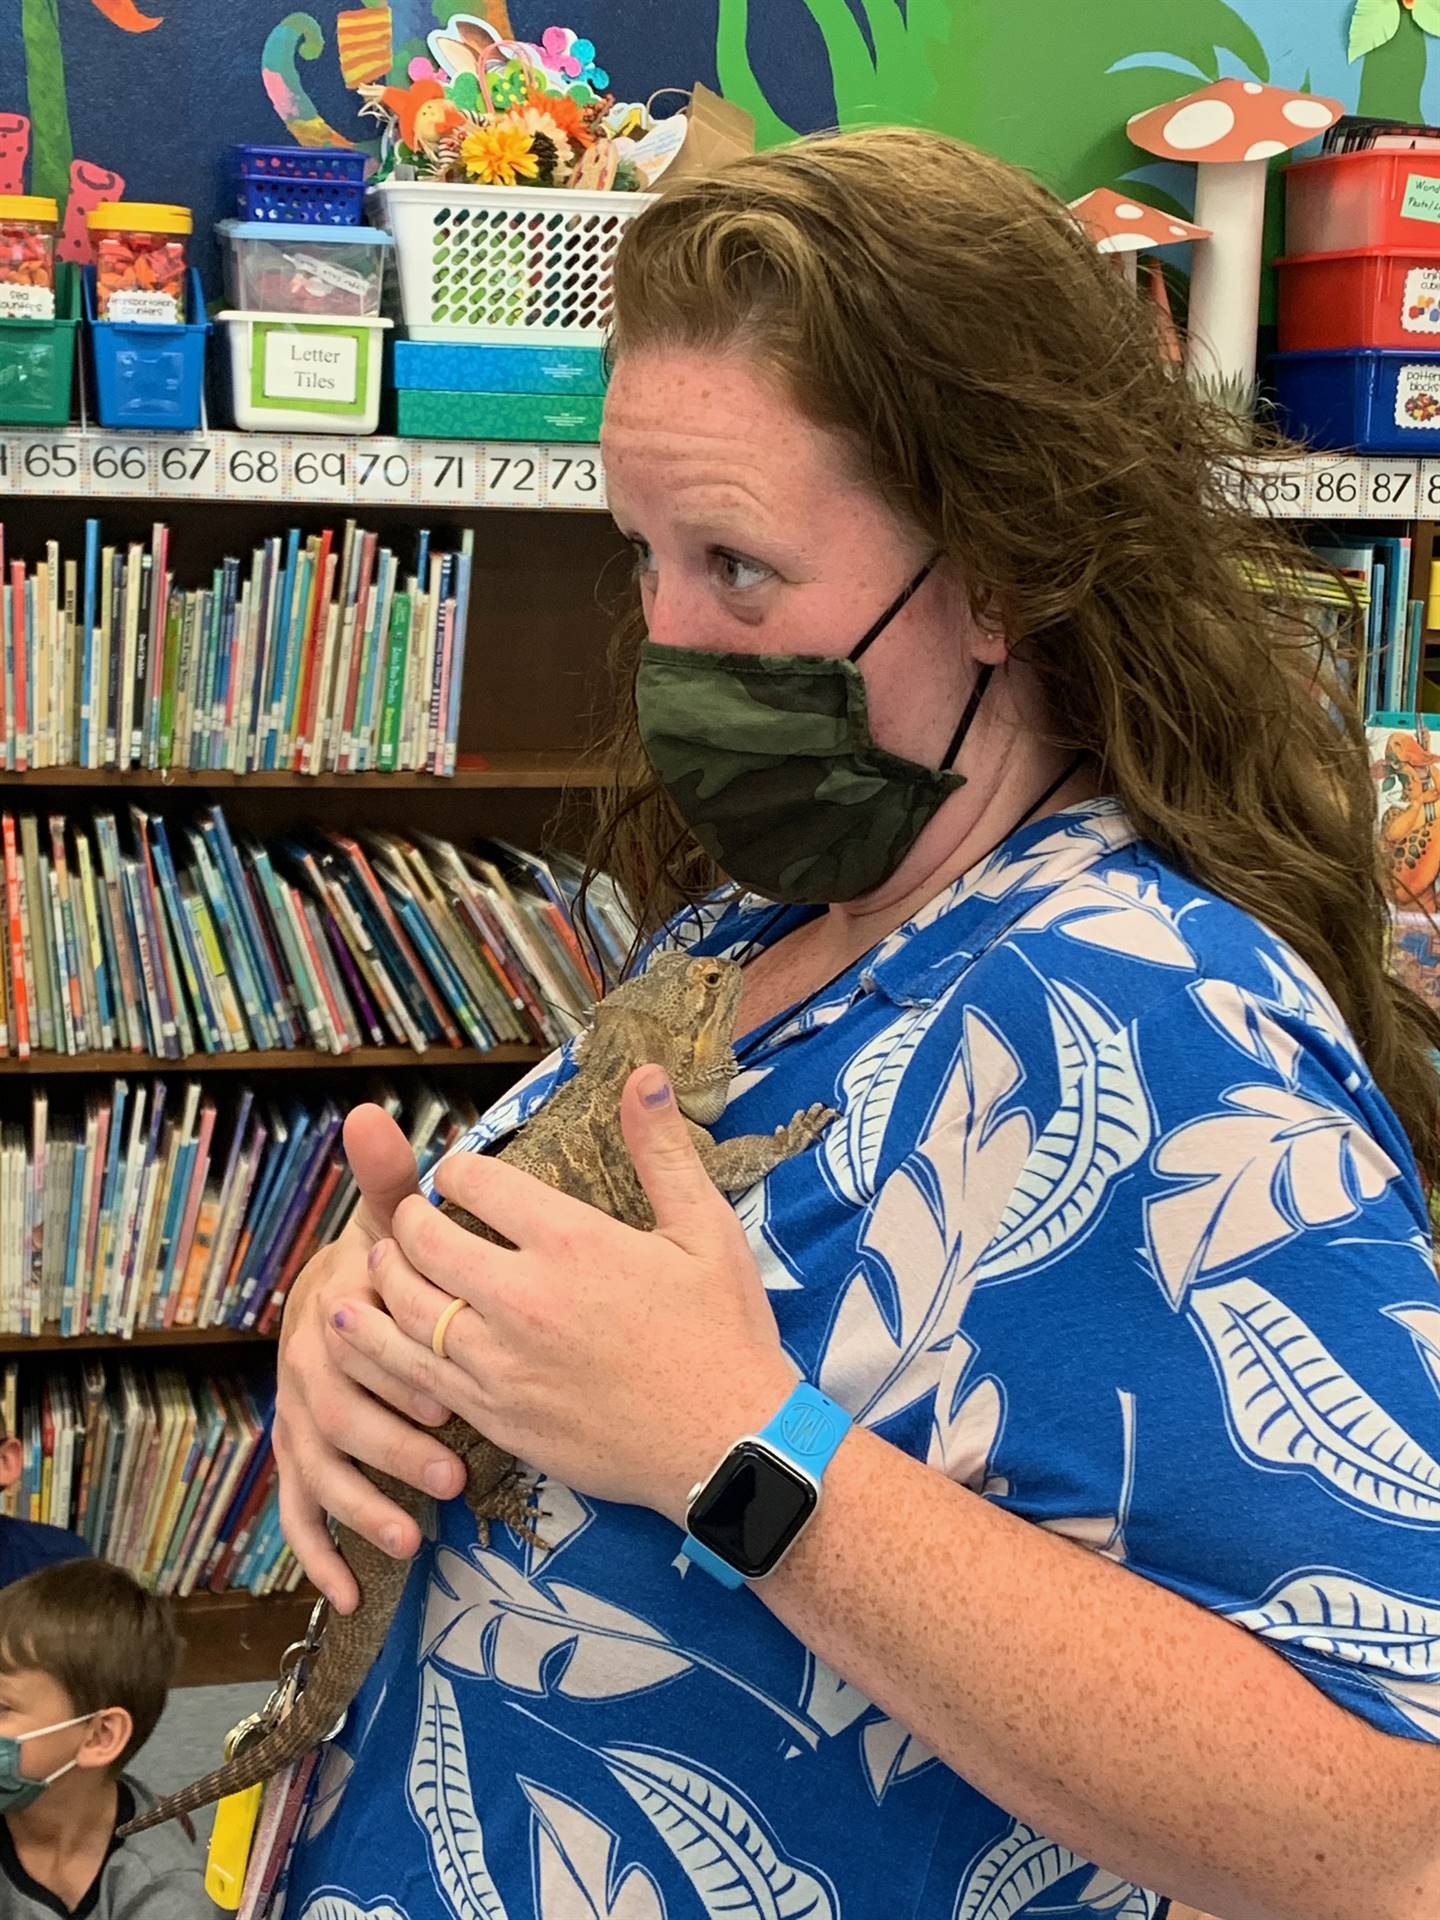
[360,15,654,192]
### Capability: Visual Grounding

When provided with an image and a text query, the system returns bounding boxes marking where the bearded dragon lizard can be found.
[119,952,834,1836]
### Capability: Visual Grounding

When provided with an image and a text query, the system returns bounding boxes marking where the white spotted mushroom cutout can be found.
[1128,76,1342,408]
[1067,187,1209,287]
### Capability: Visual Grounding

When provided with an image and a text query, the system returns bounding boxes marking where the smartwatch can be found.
[681,1381,853,1588]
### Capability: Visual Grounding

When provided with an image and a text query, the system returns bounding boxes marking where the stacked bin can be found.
[1275,151,1440,452]
[217,147,392,434]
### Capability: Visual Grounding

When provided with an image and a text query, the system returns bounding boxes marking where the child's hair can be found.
[0,1560,179,1770]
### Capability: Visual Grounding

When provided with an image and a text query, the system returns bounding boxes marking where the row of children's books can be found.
[1307,533,1422,717]
[0,518,474,775]
[0,804,633,1059]
[1,1074,506,1340]
[0,1359,297,1598]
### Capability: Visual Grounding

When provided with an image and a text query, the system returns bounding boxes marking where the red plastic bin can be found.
[1286,150,1440,253]
[1277,247,1440,350]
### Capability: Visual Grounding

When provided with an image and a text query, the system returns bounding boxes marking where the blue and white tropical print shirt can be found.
[281,799,1440,1920]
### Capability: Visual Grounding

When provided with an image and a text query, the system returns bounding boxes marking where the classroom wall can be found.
[1,2,1438,270]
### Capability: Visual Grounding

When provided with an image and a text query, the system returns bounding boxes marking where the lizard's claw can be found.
[774,1103,838,1154]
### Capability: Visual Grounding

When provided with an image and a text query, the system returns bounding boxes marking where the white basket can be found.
[371,180,653,346]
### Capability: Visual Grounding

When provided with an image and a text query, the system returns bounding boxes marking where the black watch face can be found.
[688,1442,818,1579]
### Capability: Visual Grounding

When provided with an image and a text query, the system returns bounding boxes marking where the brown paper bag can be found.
[650,83,757,193]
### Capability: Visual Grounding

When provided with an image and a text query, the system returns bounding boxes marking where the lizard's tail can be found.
[116,1536,404,1837]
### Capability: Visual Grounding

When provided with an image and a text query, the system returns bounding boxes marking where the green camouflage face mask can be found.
[636,560,991,904]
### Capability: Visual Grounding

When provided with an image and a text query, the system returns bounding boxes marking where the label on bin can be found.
[1394,363,1440,428]
[106,290,180,324]
[257,324,365,410]
[1403,268,1440,332]
[1402,173,1440,224]
[0,284,54,321]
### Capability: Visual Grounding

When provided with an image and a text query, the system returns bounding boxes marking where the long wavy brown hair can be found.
[582,125,1440,1192]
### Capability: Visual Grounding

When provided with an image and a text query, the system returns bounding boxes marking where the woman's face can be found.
[601,346,992,773]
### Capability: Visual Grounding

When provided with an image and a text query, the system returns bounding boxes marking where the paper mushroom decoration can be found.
[1068,188,1209,282]
[1127,78,1343,408]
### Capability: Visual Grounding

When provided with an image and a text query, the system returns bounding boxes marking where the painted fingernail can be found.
[368,1239,387,1272]
[641,1069,671,1107]
[331,1307,349,1331]
[382,1525,406,1556]
[426,1462,457,1496]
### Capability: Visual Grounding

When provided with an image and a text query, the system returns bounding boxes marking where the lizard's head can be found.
[590,951,743,1125]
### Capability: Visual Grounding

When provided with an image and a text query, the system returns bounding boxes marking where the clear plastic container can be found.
[217,220,393,318]
[87,201,191,323]
[0,195,59,320]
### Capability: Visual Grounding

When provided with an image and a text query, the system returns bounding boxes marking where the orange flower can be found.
[535,88,596,149]
[380,78,463,150]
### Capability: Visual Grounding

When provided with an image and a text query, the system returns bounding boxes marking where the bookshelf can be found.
[0,471,628,1678]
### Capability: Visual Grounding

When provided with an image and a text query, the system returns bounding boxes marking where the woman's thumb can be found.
[343,1103,421,1243]
[621,1065,721,1248]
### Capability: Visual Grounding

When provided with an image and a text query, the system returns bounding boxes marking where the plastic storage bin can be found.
[396,389,604,440]
[218,220,392,317]
[0,195,59,320]
[371,180,651,344]
[392,338,606,393]
[230,145,366,225]
[219,310,391,432]
[85,268,209,429]
[1277,247,1440,349]
[1286,150,1440,254]
[0,264,78,424]
[1271,346,1440,453]
[88,202,190,323]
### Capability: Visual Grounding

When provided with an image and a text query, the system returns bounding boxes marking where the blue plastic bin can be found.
[230,145,366,225]
[1272,346,1440,453]
[85,268,209,430]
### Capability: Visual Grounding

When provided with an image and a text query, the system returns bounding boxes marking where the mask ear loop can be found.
[847,558,937,664]
[939,663,994,772]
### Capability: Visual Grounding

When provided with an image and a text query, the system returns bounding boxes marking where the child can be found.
[0,1559,209,1916]
[0,1418,87,1587]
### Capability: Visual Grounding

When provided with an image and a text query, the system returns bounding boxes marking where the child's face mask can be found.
[0,1712,93,1814]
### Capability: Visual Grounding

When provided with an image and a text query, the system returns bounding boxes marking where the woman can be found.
[275,130,1440,1920]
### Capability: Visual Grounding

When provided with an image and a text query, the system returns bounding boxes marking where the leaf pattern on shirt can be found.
[953,1820,1084,1920]
[1191,1278,1440,1525]
[1034,1390,1136,1565]
[818,1008,1030,1427]
[299,1899,410,1920]
[1384,1302,1440,1401]
[821,999,951,1205]
[1146,1085,1402,1308]
[1012,870,1196,971]
[1227,1568,1440,1738]
[928,1371,1009,1495]
[601,1744,839,1920]
[971,982,1151,1285]
[423,1545,818,1745]
[408,1666,510,1920]
[520,1779,667,1920]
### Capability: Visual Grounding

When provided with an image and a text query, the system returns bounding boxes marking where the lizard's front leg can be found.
[692,1103,837,1192]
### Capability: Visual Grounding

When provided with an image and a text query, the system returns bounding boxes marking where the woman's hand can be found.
[274,1104,468,1611]
[330,1067,800,1526]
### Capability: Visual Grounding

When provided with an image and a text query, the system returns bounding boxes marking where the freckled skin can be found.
[118,954,834,1837]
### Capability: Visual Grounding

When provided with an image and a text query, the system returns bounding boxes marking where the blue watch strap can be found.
[680,1535,747,1590]
[683,1381,853,1586]
[756,1381,852,1475]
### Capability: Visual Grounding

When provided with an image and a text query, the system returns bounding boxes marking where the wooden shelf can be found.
[0,1043,545,1075]
[0,751,608,790]
[0,1323,277,1355]
[174,1588,319,1689]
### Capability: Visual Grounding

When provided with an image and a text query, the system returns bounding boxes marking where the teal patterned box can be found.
[396,390,605,441]
[392,339,606,394]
